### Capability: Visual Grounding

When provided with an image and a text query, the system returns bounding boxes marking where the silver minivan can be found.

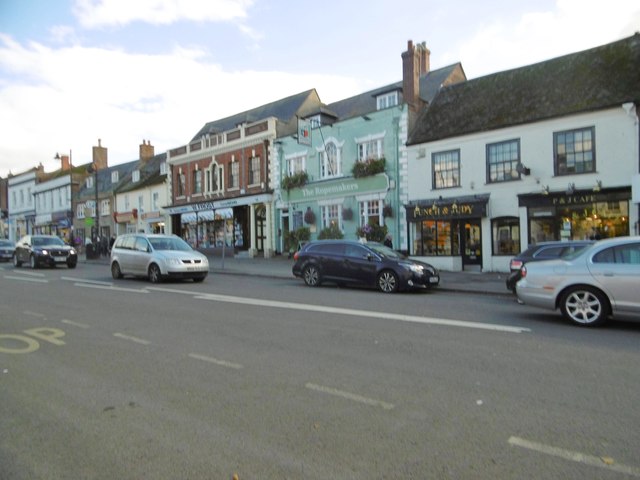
[110,234,209,283]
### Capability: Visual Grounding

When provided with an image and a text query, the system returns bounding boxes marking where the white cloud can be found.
[447,0,640,78]
[0,35,361,176]
[73,0,255,28]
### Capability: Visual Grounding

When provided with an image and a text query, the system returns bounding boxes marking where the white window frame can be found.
[320,203,342,230]
[355,132,385,161]
[132,170,140,183]
[205,160,224,194]
[376,91,398,110]
[285,151,306,175]
[111,171,119,183]
[317,138,344,179]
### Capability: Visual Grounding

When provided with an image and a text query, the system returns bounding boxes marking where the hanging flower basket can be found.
[382,204,393,218]
[342,207,353,221]
[304,207,316,224]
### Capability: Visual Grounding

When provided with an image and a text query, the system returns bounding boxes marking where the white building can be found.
[406,34,640,272]
[7,165,45,242]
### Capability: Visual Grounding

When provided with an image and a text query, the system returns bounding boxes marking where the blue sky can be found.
[1,0,638,177]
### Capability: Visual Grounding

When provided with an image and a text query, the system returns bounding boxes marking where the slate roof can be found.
[190,89,321,141]
[407,33,640,145]
[116,153,168,194]
[324,63,465,121]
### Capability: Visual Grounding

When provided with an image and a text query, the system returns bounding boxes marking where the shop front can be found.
[406,194,490,272]
[166,193,273,257]
[518,187,631,243]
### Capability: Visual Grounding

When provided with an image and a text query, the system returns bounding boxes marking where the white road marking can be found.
[306,382,395,410]
[61,277,113,286]
[11,270,45,277]
[61,319,90,329]
[188,353,243,370]
[75,283,148,293]
[175,291,529,334]
[508,436,640,477]
[113,333,151,345]
[23,311,46,318]
[3,275,48,283]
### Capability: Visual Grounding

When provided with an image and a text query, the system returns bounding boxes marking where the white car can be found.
[516,236,640,326]
[110,234,209,283]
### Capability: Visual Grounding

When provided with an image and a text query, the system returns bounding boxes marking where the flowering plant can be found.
[356,223,387,242]
[304,207,316,224]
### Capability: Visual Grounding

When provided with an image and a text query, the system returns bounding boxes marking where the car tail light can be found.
[520,266,527,278]
[293,251,300,261]
[510,259,523,271]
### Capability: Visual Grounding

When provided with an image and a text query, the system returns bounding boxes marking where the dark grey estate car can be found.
[292,240,439,293]
[13,234,77,269]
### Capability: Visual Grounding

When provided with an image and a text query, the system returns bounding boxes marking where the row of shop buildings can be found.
[2,34,639,271]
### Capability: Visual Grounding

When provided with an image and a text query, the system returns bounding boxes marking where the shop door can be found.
[255,204,266,252]
[462,220,482,269]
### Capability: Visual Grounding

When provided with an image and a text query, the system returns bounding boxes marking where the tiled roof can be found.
[324,63,465,121]
[190,89,321,141]
[407,34,640,145]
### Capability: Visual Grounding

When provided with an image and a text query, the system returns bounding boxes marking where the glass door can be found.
[462,220,482,268]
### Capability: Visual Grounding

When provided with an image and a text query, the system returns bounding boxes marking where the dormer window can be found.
[376,91,398,110]
[160,162,167,175]
[86,176,94,189]
[111,171,119,183]
[132,170,140,182]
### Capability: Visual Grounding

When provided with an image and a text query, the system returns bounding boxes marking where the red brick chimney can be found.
[60,155,71,171]
[139,140,154,161]
[92,138,108,170]
[402,40,430,127]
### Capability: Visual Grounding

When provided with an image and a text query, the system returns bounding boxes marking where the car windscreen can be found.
[33,237,64,246]
[148,237,193,252]
[0,240,12,247]
[367,243,405,260]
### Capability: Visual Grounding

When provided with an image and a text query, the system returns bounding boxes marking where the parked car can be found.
[516,236,640,326]
[0,239,14,262]
[13,235,77,269]
[506,240,593,291]
[292,240,440,293]
[110,233,209,283]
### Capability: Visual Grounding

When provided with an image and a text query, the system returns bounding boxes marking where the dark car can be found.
[13,234,78,269]
[0,239,14,262]
[292,240,439,293]
[506,240,593,292]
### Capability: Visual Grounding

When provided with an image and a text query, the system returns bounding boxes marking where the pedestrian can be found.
[384,233,393,249]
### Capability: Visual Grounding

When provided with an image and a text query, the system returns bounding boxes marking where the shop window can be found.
[413,220,457,256]
[554,127,595,175]
[487,139,520,183]
[492,217,520,255]
[432,150,460,189]
[359,200,382,226]
[321,204,342,229]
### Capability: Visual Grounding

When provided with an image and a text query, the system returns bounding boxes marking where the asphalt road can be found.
[1,262,639,479]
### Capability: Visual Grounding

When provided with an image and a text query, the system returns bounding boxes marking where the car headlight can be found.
[40,249,49,256]
[70,248,76,255]
[401,262,424,273]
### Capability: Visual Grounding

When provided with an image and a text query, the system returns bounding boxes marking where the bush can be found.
[281,171,309,190]
[285,227,311,252]
[352,157,385,178]
[356,223,388,243]
[318,224,344,240]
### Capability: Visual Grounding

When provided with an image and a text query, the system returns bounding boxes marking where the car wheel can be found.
[30,255,38,269]
[560,286,609,327]
[67,261,77,269]
[148,263,162,283]
[302,264,321,287]
[13,254,22,268]
[193,276,206,283]
[377,270,399,293]
[111,262,123,279]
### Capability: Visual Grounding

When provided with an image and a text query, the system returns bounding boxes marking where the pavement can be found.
[83,252,512,297]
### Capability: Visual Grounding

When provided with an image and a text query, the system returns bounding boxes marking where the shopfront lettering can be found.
[552,194,597,205]
[413,203,475,219]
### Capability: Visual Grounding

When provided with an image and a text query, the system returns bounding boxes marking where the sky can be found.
[1,0,639,178]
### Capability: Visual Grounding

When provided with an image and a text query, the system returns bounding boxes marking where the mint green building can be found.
[272,41,465,253]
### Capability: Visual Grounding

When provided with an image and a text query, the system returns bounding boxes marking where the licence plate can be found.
[53,256,66,262]
[429,277,439,284]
